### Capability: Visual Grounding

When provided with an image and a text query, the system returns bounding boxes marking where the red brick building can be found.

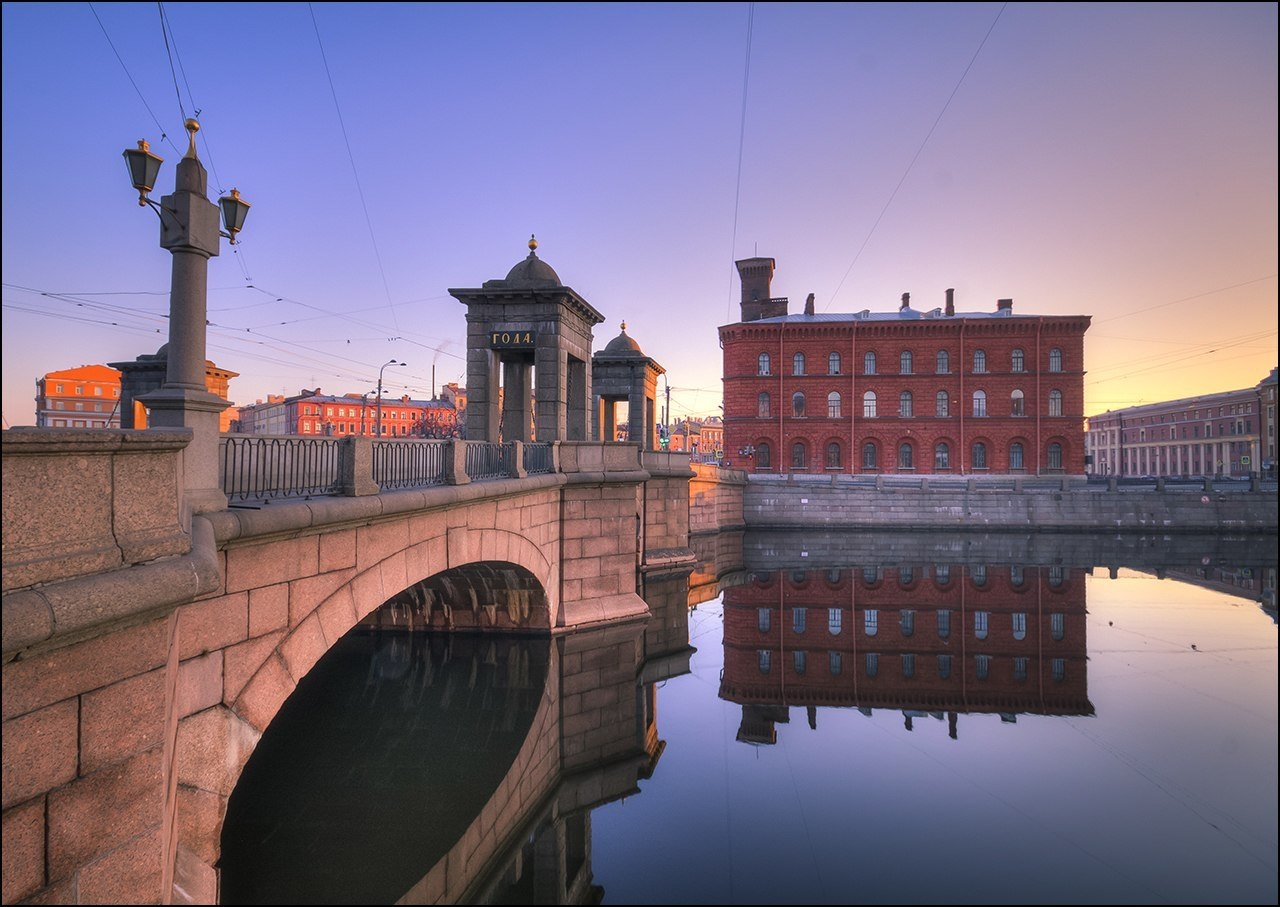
[719,258,1091,475]
[234,389,459,438]
[720,565,1092,741]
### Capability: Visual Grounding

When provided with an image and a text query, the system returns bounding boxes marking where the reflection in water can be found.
[721,566,1093,742]
[221,532,1277,904]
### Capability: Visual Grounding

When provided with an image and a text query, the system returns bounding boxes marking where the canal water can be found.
[221,534,1277,905]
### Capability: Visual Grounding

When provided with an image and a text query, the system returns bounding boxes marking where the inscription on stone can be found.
[490,330,536,349]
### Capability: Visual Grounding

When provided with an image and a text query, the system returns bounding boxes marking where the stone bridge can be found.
[1,429,703,904]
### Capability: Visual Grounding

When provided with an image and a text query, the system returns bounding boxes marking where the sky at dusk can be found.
[3,2,1276,428]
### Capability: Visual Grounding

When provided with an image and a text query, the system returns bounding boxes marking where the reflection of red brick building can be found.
[720,258,1090,475]
[720,565,1092,740]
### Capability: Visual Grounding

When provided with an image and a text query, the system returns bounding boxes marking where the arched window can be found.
[1010,441,1025,470]
[828,351,841,375]
[863,391,877,418]
[1012,348,1025,372]
[934,442,950,469]
[1049,389,1063,417]
[1049,348,1063,372]
[1011,389,1025,417]
[792,392,806,417]
[828,608,842,635]
[863,351,877,375]
[900,350,913,374]
[1048,442,1063,470]
[757,392,770,418]
[758,352,771,376]
[862,442,877,469]
[792,352,806,376]
[973,349,987,373]
[826,442,841,470]
[972,441,988,469]
[973,389,987,417]
[827,391,841,418]
[791,441,807,470]
[898,441,914,469]
[899,390,913,417]
[936,390,949,417]
[757,442,771,469]
[936,350,950,374]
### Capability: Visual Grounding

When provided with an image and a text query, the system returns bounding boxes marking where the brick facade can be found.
[720,258,1090,475]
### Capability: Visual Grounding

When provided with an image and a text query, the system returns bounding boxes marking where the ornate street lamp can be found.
[376,360,407,437]
[122,118,250,515]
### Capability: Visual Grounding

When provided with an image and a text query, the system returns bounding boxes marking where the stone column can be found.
[502,358,532,442]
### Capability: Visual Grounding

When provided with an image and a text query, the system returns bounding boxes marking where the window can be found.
[793,352,806,376]
[758,608,771,633]
[976,654,991,680]
[758,392,771,418]
[863,391,877,418]
[898,442,913,469]
[829,651,843,675]
[827,391,842,418]
[793,607,807,634]
[862,442,878,470]
[972,442,987,469]
[937,654,952,679]
[900,610,915,637]
[865,610,879,636]
[1049,348,1063,372]
[1010,565,1025,587]
[973,349,987,373]
[902,653,916,678]
[936,350,950,374]
[55,384,64,393]
[900,567,914,585]
[1052,657,1066,682]
[75,386,84,395]
[826,442,841,470]
[790,442,808,470]
[758,353,771,376]
[936,609,951,638]
[1048,567,1064,587]
[828,352,841,375]
[1050,613,1065,641]
[1012,348,1025,372]
[757,442,771,469]
[863,566,880,584]
[865,653,879,677]
[1047,442,1063,471]
[793,651,807,675]
[93,386,104,396]
[1049,389,1063,417]
[936,390,949,417]
[1010,442,1025,470]
[975,611,989,639]
[973,390,987,417]
[934,442,950,469]
[828,608,842,635]
[864,351,877,375]
[936,565,951,584]
[1014,657,1028,682]
[900,350,913,374]
[893,390,910,418]
[74,402,84,412]
[972,565,987,586]
[759,650,772,673]
[1011,389,1025,417]
[1012,613,1027,641]
[792,392,806,417]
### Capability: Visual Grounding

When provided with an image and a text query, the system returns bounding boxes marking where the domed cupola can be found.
[501,235,562,287]
[602,321,645,357]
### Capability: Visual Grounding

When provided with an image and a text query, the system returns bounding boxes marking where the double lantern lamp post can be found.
[122,118,250,515]
[376,360,407,438]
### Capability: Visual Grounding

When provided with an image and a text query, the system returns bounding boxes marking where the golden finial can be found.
[621,320,627,332]
[183,117,200,160]
[528,234,538,253]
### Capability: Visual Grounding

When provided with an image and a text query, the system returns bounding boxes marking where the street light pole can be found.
[124,119,250,517]
[375,360,406,437]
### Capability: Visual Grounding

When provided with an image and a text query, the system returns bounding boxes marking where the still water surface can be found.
[222,536,1277,905]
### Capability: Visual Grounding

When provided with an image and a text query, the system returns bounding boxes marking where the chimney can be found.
[997,298,1013,313]
[900,292,911,311]
[945,288,955,317]
[804,293,815,316]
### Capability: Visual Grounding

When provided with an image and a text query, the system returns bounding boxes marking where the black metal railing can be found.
[465,442,508,480]
[373,439,447,490]
[523,442,553,475]
[220,435,341,502]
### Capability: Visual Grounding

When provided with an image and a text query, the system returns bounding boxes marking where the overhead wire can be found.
[726,1,755,323]
[89,1,180,154]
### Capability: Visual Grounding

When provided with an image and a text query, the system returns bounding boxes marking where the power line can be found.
[88,1,180,154]
[1093,275,1277,325]
[726,1,755,323]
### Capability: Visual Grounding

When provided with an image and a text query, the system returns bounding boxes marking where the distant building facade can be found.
[1085,368,1277,478]
[233,389,459,438]
[34,365,123,428]
[719,258,1091,475]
